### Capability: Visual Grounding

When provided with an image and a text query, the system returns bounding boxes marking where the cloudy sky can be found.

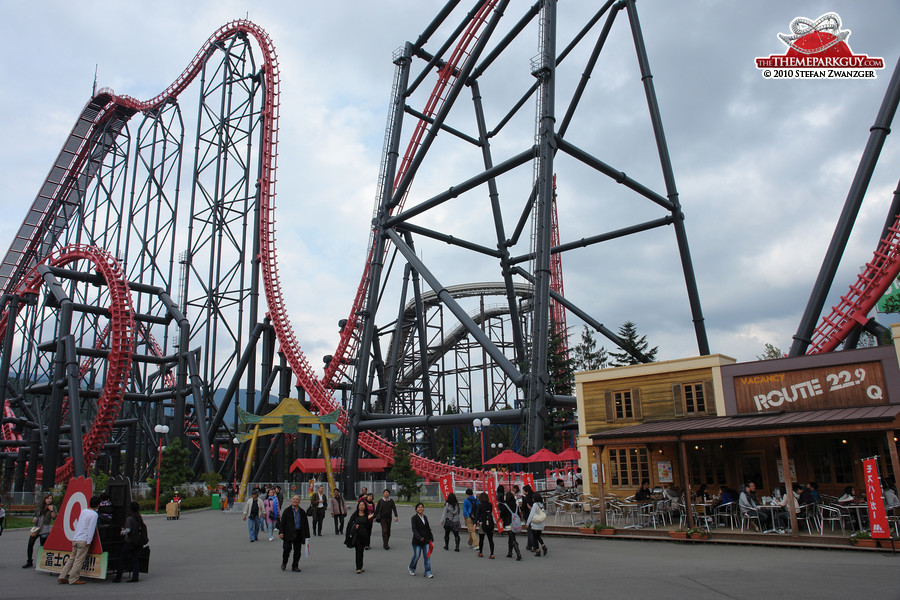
[2,0,899,381]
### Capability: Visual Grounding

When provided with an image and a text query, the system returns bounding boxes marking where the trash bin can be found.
[211,493,220,510]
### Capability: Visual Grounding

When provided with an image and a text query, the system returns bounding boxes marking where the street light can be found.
[153,424,169,513]
[473,417,491,466]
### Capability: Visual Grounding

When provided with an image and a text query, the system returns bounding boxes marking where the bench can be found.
[7,504,36,515]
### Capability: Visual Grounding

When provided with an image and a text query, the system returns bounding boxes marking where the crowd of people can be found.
[239,481,551,578]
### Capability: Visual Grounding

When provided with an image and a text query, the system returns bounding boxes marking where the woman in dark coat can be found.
[475,492,495,559]
[345,500,372,574]
[500,490,522,560]
[408,503,434,578]
[114,502,145,583]
[278,495,311,572]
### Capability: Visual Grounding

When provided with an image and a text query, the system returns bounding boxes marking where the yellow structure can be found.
[236,397,340,502]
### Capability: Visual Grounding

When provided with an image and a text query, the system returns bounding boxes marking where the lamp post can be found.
[154,424,169,513]
[232,437,240,491]
[491,442,504,458]
[473,418,491,467]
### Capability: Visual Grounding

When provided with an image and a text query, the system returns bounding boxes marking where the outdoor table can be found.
[843,504,868,531]
[620,502,646,529]
[757,504,783,533]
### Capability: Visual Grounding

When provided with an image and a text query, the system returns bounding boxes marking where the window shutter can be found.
[672,384,684,417]
[632,388,643,421]
[604,390,614,422]
[703,380,715,415]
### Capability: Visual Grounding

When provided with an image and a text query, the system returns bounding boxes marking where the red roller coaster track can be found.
[1,15,500,482]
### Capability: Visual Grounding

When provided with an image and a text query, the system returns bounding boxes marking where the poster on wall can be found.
[657,461,673,483]
[591,462,598,483]
[775,458,797,482]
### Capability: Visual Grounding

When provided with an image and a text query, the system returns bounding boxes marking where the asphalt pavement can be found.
[1,503,896,599]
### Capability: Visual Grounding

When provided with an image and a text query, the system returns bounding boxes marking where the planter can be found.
[668,531,689,539]
[877,539,897,549]
[578,528,595,535]
[852,538,877,548]
[595,528,615,536]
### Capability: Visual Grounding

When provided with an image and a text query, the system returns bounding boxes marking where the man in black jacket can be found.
[374,489,399,549]
[278,496,311,572]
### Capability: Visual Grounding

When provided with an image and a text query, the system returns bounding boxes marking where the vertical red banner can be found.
[522,473,535,491]
[438,473,454,500]
[486,473,503,533]
[862,458,890,539]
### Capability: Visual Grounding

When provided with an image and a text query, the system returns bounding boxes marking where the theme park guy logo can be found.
[756,13,884,79]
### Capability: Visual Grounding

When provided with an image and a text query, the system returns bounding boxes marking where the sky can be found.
[2,0,900,382]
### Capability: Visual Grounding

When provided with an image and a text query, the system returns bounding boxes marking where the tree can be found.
[546,318,574,396]
[159,438,193,498]
[572,325,608,371]
[608,321,658,366]
[756,343,785,360]
[389,438,421,501]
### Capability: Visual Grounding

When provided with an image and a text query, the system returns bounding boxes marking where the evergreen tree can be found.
[608,321,658,366]
[546,318,574,396]
[158,438,194,497]
[389,438,421,501]
[756,343,785,360]
[572,325,608,371]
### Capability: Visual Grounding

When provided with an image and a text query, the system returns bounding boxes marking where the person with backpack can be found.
[500,490,522,560]
[474,492,495,559]
[462,488,478,549]
[114,502,147,583]
[526,493,548,557]
[440,492,461,551]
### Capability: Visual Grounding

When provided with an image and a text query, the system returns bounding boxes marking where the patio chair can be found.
[818,504,848,536]
[796,503,818,533]
[740,509,762,533]
[714,501,736,529]
[693,503,715,532]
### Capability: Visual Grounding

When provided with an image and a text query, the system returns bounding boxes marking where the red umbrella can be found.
[525,448,562,463]
[484,449,528,466]
[555,447,581,461]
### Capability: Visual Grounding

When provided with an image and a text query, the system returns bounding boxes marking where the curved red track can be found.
[0,244,134,482]
[2,16,501,481]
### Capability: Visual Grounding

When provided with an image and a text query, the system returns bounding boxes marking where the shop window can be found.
[609,447,650,487]
[604,389,643,422]
[809,438,855,484]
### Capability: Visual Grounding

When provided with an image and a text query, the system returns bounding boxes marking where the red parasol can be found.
[483,449,528,466]
[525,448,562,463]
[555,447,581,461]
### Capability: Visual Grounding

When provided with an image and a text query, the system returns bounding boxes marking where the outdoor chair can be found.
[693,503,715,532]
[740,509,762,533]
[796,503,818,533]
[818,503,848,536]
[714,502,736,529]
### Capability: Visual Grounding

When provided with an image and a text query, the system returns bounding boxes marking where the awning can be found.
[589,404,900,445]
[289,458,388,474]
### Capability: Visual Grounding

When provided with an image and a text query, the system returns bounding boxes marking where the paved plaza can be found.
[1,504,896,599]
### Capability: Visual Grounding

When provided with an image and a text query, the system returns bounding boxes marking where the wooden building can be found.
[574,330,900,523]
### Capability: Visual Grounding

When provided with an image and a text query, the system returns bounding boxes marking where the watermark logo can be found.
[756,13,884,79]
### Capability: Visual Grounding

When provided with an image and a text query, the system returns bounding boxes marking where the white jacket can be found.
[242,496,265,518]
[526,502,546,530]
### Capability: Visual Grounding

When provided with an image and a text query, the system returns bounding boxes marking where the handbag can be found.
[29,526,40,536]
[532,505,547,524]
[451,520,461,532]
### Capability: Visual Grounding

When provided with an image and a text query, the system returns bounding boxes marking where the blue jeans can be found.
[266,519,277,538]
[247,516,261,540]
[409,542,431,575]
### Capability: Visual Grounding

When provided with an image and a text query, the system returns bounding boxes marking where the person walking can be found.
[521,484,535,551]
[345,500,371,574]
[331,488,347,535]
[114,502,147,583]
[23,493,55,568]
[374,489,399,549]
[526,493,548,557]
[408,503,434,578]
[309,486,327,536]
[242,490,265,542]
[278,495,310,572]
[226,483,236,510]
[500,490,522,560]
[475,492,495,559]
[440,492,461,551]
[57,495,99,585]
[264,488,280,541]
[462,488,478,549]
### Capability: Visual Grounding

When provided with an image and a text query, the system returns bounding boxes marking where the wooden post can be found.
[592,445,606,525]
[887,430,900,485]
[778,435,798,536]
[678,440,694,528]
